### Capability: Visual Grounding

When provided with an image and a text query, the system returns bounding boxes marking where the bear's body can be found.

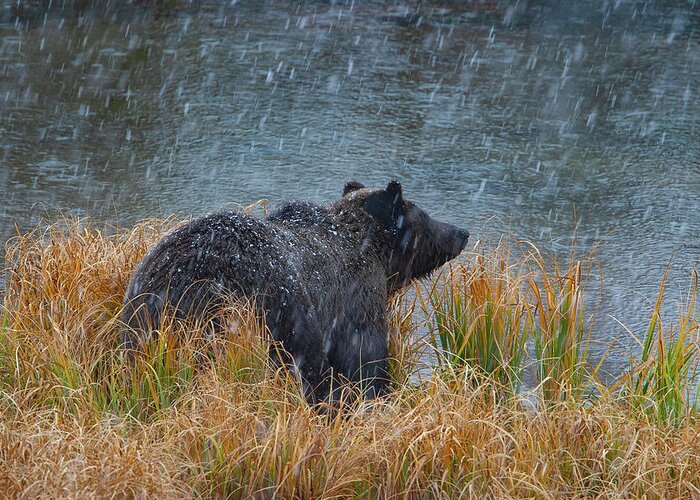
[120,181,469,402]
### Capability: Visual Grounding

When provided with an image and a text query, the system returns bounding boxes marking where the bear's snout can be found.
[451,227,470,256]
[456,227,469,249]
[430,220,469,258]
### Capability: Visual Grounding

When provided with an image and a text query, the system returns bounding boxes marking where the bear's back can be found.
[120,210,296,342]
[266,200,333,228]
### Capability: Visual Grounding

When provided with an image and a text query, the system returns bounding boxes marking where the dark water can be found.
[1,1,699,380]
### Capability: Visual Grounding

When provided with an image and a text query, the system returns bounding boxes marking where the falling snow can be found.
[0,2,698,382]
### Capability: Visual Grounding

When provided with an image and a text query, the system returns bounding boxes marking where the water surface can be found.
[1,1,699,380]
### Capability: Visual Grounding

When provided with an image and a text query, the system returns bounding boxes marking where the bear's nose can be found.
[448,227,469,256]
[456,228,470,250]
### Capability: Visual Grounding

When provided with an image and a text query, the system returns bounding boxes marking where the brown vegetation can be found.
[1,216,699,498]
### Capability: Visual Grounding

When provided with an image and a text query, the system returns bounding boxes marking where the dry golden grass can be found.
[1,216,699,498]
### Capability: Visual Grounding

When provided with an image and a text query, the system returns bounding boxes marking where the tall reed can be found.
[527,244,592,403]
[621,267,699,426]
[420,240,529,397]
[387,289,426,389]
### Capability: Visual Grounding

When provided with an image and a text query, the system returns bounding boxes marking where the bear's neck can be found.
[267,200,397,289]
[326,201,397,278]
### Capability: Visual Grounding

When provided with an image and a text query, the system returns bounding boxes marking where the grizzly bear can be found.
[120,181,469,403]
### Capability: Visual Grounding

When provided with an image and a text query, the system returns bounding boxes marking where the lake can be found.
[1,0,698,382]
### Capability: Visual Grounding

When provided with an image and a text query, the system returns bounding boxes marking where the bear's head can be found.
[343,180,469,293]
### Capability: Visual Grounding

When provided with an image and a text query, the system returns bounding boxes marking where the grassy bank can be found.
[1,216,699,498]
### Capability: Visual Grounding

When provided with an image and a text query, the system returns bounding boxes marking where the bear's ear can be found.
[385,180,403,201]
[362,180,404,228]
[343,181,364,196]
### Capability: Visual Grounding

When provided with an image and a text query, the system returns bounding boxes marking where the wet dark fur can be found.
[120,181,469,402]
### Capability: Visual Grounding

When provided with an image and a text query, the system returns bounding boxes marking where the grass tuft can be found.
[620,266,699,426]
[420,239,529,399]
[527,243,593,403]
